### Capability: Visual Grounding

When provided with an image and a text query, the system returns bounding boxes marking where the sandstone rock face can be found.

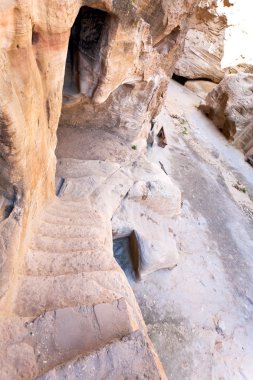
[0,154,168,379]
[59,0,199,146]
[175,0,253,83]
[0,0,196,378]
[0,127,182,377]
[184,79,217,99]
[0,0,198,301]
[175,0,227,83]
[199,73,253,151]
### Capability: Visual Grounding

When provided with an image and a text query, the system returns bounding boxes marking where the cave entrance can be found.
[63,6,110,104]
[55,6,112,190]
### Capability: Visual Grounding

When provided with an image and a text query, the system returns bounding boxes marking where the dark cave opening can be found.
[113,237,134,281]
[172,73,215,85]
[63,6,111,102]
[172,74,188,85]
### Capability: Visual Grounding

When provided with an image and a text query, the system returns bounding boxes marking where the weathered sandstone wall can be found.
[175,0,227,82]
[0,0,198,302]
[175,0,253,83]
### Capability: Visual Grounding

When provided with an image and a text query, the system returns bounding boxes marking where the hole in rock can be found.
[63,6,111,102]
[157,127,167,148]
[113,231,141,281]
[32,30,39,45]
[173,74,216,85]
[0,192,16,222]
[169,26,180,42]
[172,74,188,85]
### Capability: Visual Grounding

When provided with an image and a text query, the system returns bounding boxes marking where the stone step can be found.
[30,234,110,253]
[56,158,120,179]
[42,212,106,227]
[35,221,110,239]
[58,179,102,202]
[30,298,134,377]
[46,198,93,210]
[43,205,101,219]
[24,249,116,276]
[13,271,135,318]
[38,330,166,380]
[0,299,135,380]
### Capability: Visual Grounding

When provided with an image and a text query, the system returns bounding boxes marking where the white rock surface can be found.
[128,79,253,380]
[128,177,181,216]
[175,0,253,82]
[112,160,181,276]
[136,231,178,276]
[200,73,253,152]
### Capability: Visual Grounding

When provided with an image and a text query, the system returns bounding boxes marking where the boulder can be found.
[199,73,253,151]
[135,231,178,277]
[112,159,181,277]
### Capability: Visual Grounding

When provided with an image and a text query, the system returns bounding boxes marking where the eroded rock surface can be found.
[0,0,198,378]
[0,0,198,302]
[112,158,181,277]
[1,150,175,379]
[175,0,253,83]
[39,331,166,380]
[200,73,253,152]
[175,0,227,83]
[129,79,253,380]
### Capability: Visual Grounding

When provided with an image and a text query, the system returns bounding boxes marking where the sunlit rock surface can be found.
[0,1,199,377]
[175,0,227,83]
[0,0,197,299]
[200,73,253,152]
[175,0,253,83]
[112,158,181,277]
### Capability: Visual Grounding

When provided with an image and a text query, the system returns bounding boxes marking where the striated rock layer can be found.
[175,0,227,83]
[175,0,253,83]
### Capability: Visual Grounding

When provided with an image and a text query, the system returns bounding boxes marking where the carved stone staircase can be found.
[0,158,166,379]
